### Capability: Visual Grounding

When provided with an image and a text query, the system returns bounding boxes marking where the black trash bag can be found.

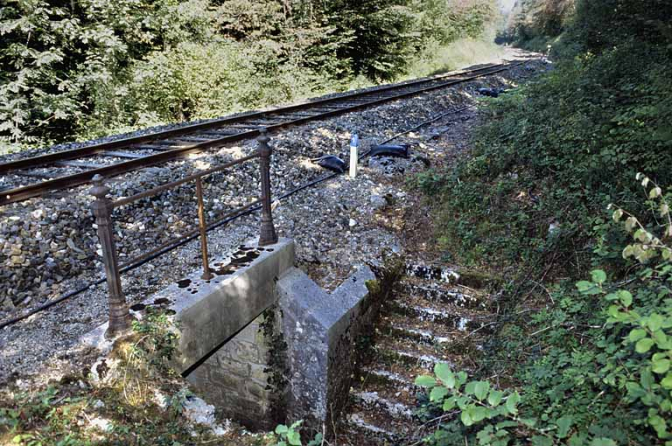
[368,144,410,158]
[477,87,508,98]
[312,155,346,173]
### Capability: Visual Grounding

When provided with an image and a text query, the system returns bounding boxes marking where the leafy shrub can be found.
[82,39,328,138]
[0,0,216,150]
[499,0,575,49]
[414,3,672,442]
[416,176,672,444]
[273,420,322,446]
[1,0,500,151]
[420,33,672,270]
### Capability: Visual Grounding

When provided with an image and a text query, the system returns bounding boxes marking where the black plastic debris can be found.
[476,87,507,98]
[368,144,410,158]
[312,155,346,173]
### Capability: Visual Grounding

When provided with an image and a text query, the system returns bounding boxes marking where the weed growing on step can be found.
[273,420,323,446]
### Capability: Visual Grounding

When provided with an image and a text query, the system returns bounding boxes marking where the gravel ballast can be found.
[0,49,548,386]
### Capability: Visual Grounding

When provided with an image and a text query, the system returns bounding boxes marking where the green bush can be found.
[1,0,500,151]
[500,0,575,49]
[82,40,329,138]
[413,2,672,444]
[416,178,672,444]
[419,36,672,269]
[0,0,216,151]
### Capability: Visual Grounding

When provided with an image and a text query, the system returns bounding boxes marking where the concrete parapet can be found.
[171,238,294,374]
[277,265,377,434]
[82,236,385,434]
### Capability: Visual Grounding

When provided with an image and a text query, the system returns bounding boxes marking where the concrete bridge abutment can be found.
[165,238,382,434]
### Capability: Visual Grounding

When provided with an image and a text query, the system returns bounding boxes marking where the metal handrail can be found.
[117,199,263,271]
[89,129,278,338]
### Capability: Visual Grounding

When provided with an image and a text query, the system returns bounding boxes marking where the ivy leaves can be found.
[415,363,521,430]
[273,420,323,446]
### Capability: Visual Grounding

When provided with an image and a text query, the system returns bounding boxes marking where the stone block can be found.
[169,238,294,374]
[250,364,269,382]
[232,341,260,363]
[246,380,271,401]
[167,238,383,437]
[277,264,377,436]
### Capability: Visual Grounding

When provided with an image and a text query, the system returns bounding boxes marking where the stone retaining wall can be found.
[185,306,284,430]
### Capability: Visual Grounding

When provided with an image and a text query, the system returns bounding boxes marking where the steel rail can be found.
[0,63,519,205]
[0,63,501,173]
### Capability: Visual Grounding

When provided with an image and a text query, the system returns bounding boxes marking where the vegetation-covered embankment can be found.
[414,0,672,444]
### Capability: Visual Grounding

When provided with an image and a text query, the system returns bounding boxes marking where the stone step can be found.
[338,264,495,446]
[384,311,488,339]
[398,279,486,309]
[405,263,459,284]
[374,331,456,364]
[352,391,414,421]
[345,412,399,443]
[388,301,475,328]
[361,367,416,390]
[387,324,453,344]
[405,263,498,289]
[361,343,433,378]
[373,345,449,369]
[380,313,456,341]
[354,372,419,411]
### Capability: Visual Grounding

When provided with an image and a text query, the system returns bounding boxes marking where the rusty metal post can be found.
[258,128,278,246]
[196,177,213,280]
[90,174,130,338]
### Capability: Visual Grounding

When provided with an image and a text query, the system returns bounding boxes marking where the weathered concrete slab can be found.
[184,259,381,434]
[168,238,294,374]
[83,237,386,434]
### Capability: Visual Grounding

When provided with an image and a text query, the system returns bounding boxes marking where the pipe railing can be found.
[89,129,278,338]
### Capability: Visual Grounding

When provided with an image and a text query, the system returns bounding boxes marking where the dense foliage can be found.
[421,0,672,270]
[415,0,672,443]
[499,0,575,50]
[0,0,498,152]
[418,182,672,444]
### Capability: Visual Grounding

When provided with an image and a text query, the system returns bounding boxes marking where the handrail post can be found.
[196,177,214,280]
[90,174,130,338]
[258,128,278,246]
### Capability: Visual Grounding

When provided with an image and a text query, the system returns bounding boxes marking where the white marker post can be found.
[349,133,359,179]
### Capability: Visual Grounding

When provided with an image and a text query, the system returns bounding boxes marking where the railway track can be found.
[0,62,519,205]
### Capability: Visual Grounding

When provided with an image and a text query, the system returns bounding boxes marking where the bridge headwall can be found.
[175,238,380,435]
[84,237,384,434]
